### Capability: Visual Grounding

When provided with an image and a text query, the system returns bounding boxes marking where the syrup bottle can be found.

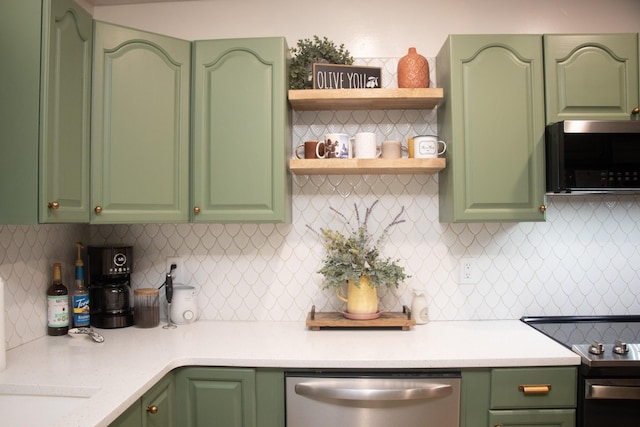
[72,243,90,327]
[47,263,69,336]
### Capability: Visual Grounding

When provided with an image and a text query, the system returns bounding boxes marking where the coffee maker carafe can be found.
[87,245,134,328]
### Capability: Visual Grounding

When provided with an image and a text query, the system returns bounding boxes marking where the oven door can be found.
[582,378,640,426]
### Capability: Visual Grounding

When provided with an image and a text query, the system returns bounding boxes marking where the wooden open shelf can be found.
[288,88,444,111]
[289,158,445,175]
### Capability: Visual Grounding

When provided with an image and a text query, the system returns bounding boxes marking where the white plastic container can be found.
[170,285,198,325]
[411,291,429,325]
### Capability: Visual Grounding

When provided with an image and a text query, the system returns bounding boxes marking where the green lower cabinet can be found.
[175,367,284,427]
[489,409,575,427]
[110,372,175,427]
[143,373,175,427]
[461,367,577,427]
[110,402,141,427]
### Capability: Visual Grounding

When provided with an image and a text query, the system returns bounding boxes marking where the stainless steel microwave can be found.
[545,120,640,193]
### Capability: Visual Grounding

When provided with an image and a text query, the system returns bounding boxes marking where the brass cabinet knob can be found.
[146,405,158,414]
[539,204,547,213]
[48,201,60,210]
[193,206,201,214]
[94,205,103,214]
[632,107,639,115]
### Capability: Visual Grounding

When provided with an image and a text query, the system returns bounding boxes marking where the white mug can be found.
[353,132,380,159]
[413,135,447,158]
[325,133,352,158]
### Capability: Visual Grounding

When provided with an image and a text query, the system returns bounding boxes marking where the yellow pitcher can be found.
[336,276,378,314]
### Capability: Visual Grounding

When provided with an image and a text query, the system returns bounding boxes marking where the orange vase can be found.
[397,47,429,88]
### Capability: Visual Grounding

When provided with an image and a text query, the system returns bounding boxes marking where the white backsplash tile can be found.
[2,57,639,350]
[83,186,640,325]
[0,224,88,349]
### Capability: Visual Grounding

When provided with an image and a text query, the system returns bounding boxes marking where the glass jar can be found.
[134,288,159,328]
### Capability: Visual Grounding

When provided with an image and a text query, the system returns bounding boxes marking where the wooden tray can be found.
[306,305,416,331]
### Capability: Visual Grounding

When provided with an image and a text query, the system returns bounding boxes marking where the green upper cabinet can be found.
[191,37,291,223]
[40,0,93,223]
[544,33,640,123]
[0,0,91,224]
[91,22,190,224]
[437,35,546,223]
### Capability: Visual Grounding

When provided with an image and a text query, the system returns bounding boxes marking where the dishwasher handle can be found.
[294,380,453,402]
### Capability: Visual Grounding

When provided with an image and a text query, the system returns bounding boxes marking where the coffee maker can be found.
[87,245,134,328]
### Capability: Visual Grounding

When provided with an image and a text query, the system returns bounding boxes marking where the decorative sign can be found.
[312,64,381,89]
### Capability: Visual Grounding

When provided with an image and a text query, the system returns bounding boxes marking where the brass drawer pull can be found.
[519,384,551,395]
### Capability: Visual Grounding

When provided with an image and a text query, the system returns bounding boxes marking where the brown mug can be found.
[295,140,325,159]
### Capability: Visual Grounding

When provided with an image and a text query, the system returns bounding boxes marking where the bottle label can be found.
[73,295,90,327]
[47,295,69,327]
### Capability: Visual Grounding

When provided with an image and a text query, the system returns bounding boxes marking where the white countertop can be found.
[0,320,580,427]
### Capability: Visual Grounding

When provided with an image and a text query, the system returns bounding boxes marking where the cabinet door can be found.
[437,35,546,222]
[544,33,639,123]
[142,372,175,427]
[489,409,575,427]
[192,37,291,223]
[175,367,256,427]
[39,0,92,223]
[109,401,142,427]
[91,22,190,223]
[0,0,43,224]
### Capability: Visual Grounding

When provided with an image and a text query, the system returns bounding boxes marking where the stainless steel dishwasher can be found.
[285,371,461,427]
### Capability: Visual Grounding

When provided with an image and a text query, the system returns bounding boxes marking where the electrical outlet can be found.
[459,258,478,284]
[166,257,184,284]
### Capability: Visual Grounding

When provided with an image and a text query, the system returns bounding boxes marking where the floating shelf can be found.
[289,158,445,175]
[288,88,444,111]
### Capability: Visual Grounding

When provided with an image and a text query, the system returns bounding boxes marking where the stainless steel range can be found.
[522,316,640,426]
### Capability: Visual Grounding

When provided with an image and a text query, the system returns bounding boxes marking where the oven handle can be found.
[587,383,640,400]
[294,381,453,401]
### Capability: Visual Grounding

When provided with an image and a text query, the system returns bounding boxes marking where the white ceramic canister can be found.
[411,291,429,325]
[170,284,198,325]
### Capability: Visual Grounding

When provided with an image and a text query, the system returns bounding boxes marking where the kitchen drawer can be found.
[489,408,575,427]
[491,367,576,409]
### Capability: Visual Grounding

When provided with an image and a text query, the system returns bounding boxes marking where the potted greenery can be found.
[308,200,410,317]
[289,35,354,90]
